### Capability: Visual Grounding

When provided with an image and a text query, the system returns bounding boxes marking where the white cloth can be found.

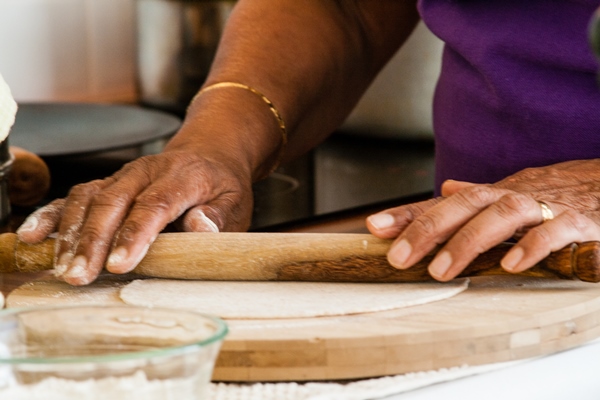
[208,360,523,400]
[0,72,17,143]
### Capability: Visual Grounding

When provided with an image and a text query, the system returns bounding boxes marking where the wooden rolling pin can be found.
[0,232,599,282]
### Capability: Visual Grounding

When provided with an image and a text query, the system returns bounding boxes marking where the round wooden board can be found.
[7,274,600,382]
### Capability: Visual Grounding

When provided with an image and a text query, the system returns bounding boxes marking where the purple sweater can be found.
[418,0,600,193]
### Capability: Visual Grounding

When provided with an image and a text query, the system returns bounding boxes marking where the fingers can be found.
[377,183,575,282]
[50,155,206,284]
[426,193,555,281]
[366,197,444,239]
[502,210,600,273]
[381,182,600,282]
[16,198,66,243]
[13,146,254,286]
[371,165,600,282]
[104,177,200,275]
[54,179,121,285]
[105,165,253,275]
[386,185,507,272]
[51,156,196,284]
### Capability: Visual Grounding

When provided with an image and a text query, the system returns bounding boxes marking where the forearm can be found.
[168,0,420,180]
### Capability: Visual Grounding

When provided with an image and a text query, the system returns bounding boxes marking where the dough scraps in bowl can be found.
[119,279,469,319]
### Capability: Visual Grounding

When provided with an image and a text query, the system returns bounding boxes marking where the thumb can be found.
[180,206,221,233]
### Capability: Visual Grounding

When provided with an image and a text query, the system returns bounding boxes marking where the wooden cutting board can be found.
[7,274,600,382]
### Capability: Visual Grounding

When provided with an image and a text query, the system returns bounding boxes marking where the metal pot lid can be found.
[9,103,181,157]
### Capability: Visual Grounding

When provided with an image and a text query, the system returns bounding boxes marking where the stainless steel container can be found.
[0,139,11,229]
[136,0,236,116]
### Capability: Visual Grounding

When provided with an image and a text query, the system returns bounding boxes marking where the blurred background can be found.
[0,0,442,139]
[0,0,443,229]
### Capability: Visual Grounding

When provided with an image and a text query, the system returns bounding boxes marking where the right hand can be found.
[16,148,255,286]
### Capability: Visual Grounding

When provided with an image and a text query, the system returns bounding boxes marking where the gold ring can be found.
[538,201,554,222]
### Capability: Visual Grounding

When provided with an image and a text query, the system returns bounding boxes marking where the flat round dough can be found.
[119,279,469,319]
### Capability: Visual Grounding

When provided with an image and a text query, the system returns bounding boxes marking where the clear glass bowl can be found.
[0,305,228,399]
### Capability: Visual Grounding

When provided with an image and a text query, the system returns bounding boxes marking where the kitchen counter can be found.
[2,231,600,399]
[3,241,600,400]
[3,133,597,399]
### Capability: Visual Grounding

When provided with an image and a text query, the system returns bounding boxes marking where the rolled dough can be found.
[119,279,469,319]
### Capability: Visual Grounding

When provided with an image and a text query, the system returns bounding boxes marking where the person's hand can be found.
[366,159,600,281]
[16,148,255,286]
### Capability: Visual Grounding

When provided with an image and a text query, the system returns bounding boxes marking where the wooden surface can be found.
[7,273,600,382]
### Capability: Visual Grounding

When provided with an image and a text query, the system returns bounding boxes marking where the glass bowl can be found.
[0,305,228,399]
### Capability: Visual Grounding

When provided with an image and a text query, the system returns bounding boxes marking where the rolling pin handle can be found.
[0,232,18,273]
[574,241,600,283]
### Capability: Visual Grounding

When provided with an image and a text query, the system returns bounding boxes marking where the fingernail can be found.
[107,241,152,274]
[63,255,88,281]
[106,247,128,271]
[197,211,219,232]
[16,216,38,234]
[428,251,453,280]
[501,246,524,272]
[368,213,395,230]
[54,253,73,277]
[388,239,412,269]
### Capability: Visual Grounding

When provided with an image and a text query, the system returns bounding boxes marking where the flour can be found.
[0,361,522,400]
[0,370,207,400]
[198,211,220,232]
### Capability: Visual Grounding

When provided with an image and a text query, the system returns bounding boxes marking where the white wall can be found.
[0,2,442,137]
[0,0,136,103]
[341,22,443,139]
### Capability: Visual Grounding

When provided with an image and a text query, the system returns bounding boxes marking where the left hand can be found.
[366,159,600,281]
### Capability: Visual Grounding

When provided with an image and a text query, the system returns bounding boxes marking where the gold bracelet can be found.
[193,82,288,174]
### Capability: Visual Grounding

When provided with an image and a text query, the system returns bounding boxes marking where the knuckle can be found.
[527,226,553,248]
[117,220,150,243]
[77,227,108,248]
[384,206,417,227]
[456,185,495,210]
[402,203,427,221]
[135,190,173,212]
[381,199,441,226]
[67,180,104,199]
[452,225,486,253]
[562,210,591,232]
[412,213,441,237]
[494,193,531,221]
[90,189,130,210]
